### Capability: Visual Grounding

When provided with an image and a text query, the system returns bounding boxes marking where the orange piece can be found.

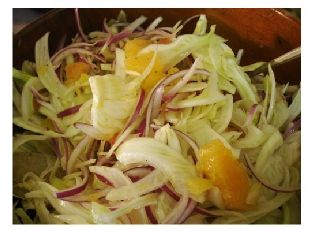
[196,139,250,210]
[65,62,90,85]
[158,37,172,44]
[125,38,165,92]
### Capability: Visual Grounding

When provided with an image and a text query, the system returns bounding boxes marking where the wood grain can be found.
[13,8,300,84]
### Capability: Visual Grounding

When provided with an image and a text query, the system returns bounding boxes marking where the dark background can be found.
[13,8,300,34]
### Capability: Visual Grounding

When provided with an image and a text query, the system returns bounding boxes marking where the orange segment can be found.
[158,37,172,44]
[187,177,212,196]
[124,38,165,92]
[196,139,250,210]
[65,62,90,85]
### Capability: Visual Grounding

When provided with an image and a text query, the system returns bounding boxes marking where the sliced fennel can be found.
[116,137,201,199]
[106,169,167,201]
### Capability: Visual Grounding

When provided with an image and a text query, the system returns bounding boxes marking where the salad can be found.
[13,9,301,224]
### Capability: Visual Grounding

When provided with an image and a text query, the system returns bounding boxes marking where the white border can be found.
[2,1,309,231]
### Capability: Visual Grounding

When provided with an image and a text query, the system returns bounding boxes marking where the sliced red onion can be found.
[51,42,96,61]
[56,167,89,198]
[74,8,89,42]
[108,30,132,45]
[128,176,141,182]
[30,87,49,102]
[144,96,154,136]
[182,15,201,29]
[52,48,93,67]
[50,138,62,158]
[96,156,110,166]
[177,199,197,224]
[151,124,199,161]
[123,89,145,131]
[137,119,146,137]
[243,152,300,193]
[158,27,175,33]
[62,137,70,170]
[162,193,189,224]
[95,174,113,186]
[145,29,173,39]
[164,57,201,101]
[140,69,208,137]
[124,166,154,179]
[57,104,82,118]
[92,53,106,63]
[172,128,199,161]
[145,206,158,224]
[86,140,99,160]
[151,86,164,119]
[194,206,246,218]
[161,184,180,201]
[284,118,301,138]
[193,206,217,217]
[51,121,69,170]
[243,104,259,127]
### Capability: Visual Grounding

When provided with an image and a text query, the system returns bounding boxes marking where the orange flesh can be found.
[196,139,250,210]
[124,38,165,92]
[65,62,91,85]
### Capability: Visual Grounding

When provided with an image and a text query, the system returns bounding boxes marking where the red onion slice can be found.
[137,119,146,137]
[51,48,93,67]
[96,156,112,166]
[51,42,97,61]
[243,104,259,127]
[86,140,100,160]
[194,206,246,218]
[123,89,145,131]
[95,174,113,186]
[57,104,82,118]
[55,167,89,198]
[139,68,209,138]
[172,128,199,161]
[50,138,62,158]
[145,206,158,224]
[243,152,300,193]
[145,29,173,40]
[51,121,70,170]
[182,15,201,29]
[74,8,89,42]
[30,88,49,102]
[283,118,301,138]
[151,124,199,161]
[162,193,188,224]
[144,95,154,136]
[164,57,201,101]
[177,199,197,224]
[161,184,180,201]
[193,206,216,217]
[124,166,154,179]
[108,30,132,45]
[151,86,164,119]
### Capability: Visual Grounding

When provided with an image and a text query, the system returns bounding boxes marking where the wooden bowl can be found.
[13,8,300,84]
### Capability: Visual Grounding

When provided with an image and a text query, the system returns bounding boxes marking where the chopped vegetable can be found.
[196,140,250,210]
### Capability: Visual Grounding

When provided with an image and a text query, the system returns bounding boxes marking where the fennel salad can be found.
[13,10,301,224]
